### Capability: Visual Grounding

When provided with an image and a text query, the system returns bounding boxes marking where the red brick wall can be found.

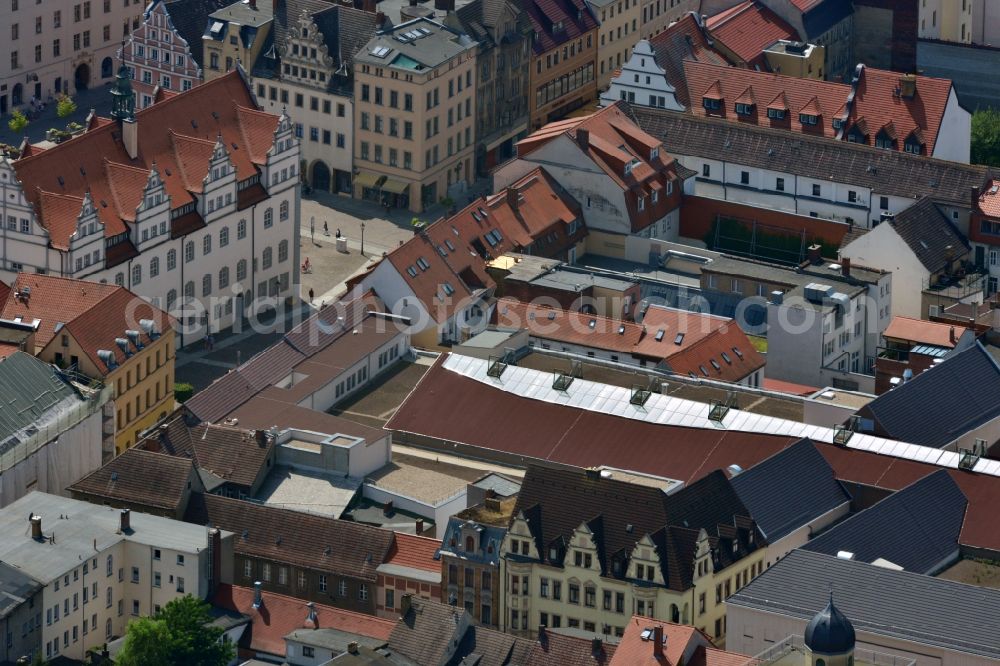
[679,196,852,248]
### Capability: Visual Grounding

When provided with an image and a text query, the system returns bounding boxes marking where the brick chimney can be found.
[376,10,386,27]
[415,518,424,534]
[591,637,603,655]
[807,243,822,265]
[209,528,222,595]
[30,514,42,540]
[841,257,851,277]
[348,642,360,654]
[577,128,590,150]
[898,73,917,99]
[506,187,519,212]
[119,509,131,533]
[653,625,664,658]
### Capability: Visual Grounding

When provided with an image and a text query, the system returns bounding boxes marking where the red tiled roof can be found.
[516,103,682,232]
[648,14,732,107]
[609,616,711,666]
[522,0,599,54]
[978,180,1000,218]
[682,61,953,155]
[883,316,960,348]
[377,168,581,325]
[12,71,278,251]
[0,274,120,349]
[690,646,754,666]
[385,532,443,573]
[0,280,9,305]
[706,1,798,65]
[637,306,765,382]
[493,297,644,355]
[0,343,21,359]
[212,584,394,657]
[387,355,1000,553]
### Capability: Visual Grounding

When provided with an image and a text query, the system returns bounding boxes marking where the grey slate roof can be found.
[731,438,849,542]
[630,106,987,206]
[0,561,41,620]
[728,549,1000,659]
[858,342,1000,448]
[803,470,966,573]
[885,197,970,272]
[0,352,81,444]
[161,0,234,67]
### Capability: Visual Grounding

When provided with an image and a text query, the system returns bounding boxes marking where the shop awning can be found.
[354,172,383,188]
[381,178,410,195]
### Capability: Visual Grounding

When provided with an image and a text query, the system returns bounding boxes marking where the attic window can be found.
[618,325,625,335]
[588,319,597,329]
[767,108,786,120]
[650,146,659,160]
[703,97,722,111]
[832,117,845,130]
[721,352,731,364]
[416,257,431,270]
[442,282,455,296]
[445,239,456,251]
[710,359,721,371]
[674,333,684,345]
[406,266,417,278]
[437,245,447,257]
[904,135,923,154]
[732,346,743,359]
[875,131,895,150]
[799,113,818,126]
[699,365,709,376]
[655,329,665,342]
[735,102,753,116]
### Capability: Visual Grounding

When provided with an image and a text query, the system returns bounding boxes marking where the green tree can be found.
[116,596,234,666]
[972,108,1000,167]
[7,109,28,134]
[56,95,77,119]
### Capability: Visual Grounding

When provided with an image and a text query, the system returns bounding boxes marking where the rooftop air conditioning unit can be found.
[804,283,833,303]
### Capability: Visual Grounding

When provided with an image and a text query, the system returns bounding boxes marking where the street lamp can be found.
[360,221,366,256]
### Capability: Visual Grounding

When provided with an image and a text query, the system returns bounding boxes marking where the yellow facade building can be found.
[500,466,766,643]
[591,0,643,89]
[0,274,174,457]
[202,0,274,80]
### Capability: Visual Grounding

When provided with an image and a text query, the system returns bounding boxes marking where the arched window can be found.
[185,241,194,262]
[132,264,142,285]
[816,660,826,666]
[465,536,475,553]
[149,256,159,278]
[262,247,273,269]
[279,201,289,221]
[203,233,212,255]
[202,273,212,296]
[236,259,247,281]
[184,281,195,299]
[106,617,112,639]
[237,219,247,239]
[670,604,679,623]
[106,555,113,576]
[220,226,229,247]
[263,208,273,228]
[219,266,229,289]
[167,249,177,271]
[278,239,288,263]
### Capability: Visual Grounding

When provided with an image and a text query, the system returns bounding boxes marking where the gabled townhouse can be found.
[501,465,765,643]
[438,495,516,628]
[375,532,443,619]
[353,167,585,345]
[254,2,378,195]
[495,102,688,242]
[1,69,300,347]
[632,106,985,230]
[202,0,274,80]
[969,178,1000,293]
[454,0,533,174]
[609,616,751,666]
[873,315,975,394]
[121,0,231,109]
[493,298,766,385]
[840,197,973,319]
[1,273,174,453]
[854,341,1000,452]
[353,17,478,212]
[522,0,599,130]
[0,492,234,663]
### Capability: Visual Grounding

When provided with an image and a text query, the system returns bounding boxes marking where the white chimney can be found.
[123,118,138,160]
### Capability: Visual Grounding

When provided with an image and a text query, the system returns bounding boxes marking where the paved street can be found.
[0,82,115,147]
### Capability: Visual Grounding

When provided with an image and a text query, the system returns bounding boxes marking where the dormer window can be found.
[875,131,895,150]
[552,20,564,32]
[847,126,866,143]
[832,117,845,130]
[465,535,475,553]
[799,113,818,126]
[637,195,645,211]
[735,102,753,116]
[650,146,659,160]
[904,136,923,154]
[767,108,786,120]
[703,97,721,111]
